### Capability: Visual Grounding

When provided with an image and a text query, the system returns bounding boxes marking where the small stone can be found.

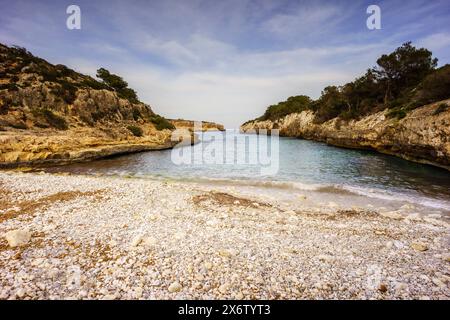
[297,194,307,200]
[381,211,403,220]
[393,240,404,249]
[133,287,143,298]
[218,283,230,294]
[168,282,182,293]
[317,254,335,262]
[204,262,213,270]
[235,292,244,299]
[432,278,445,288]
[5,229,32,247]
[131,235,143,247]
[411,242,428,252]
[142,236,157,248]
[405,213,422,221]
[218,249,233,258]
[378,284,388,293]
[395,282,408,292]
[16,288,26,298]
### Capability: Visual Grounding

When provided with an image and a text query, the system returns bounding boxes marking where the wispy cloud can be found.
[0,0,449,127]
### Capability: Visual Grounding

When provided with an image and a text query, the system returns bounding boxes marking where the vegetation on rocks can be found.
[0,43,174,132]
[96,68,140,104]
[253,43,450,124]
[127,125,144,137]
[149,115,176,131]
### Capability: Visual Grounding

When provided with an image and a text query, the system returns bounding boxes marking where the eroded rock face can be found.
[5,229,32,247]
[0,83,181,167]
[0,44,207,167]
[170,119,225,132]
[241,100,450,170]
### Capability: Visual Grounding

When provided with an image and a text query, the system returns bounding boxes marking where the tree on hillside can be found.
[96,68,128,90]
[96,68,139,103]
[261,95,312,121]
[373,42,437,104]
[313,86,347,123]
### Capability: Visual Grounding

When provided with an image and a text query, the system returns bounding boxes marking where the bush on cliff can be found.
[412,65,450,106]
[96,68,140,104]
[42,109,69,130]
[255,42,448,124]
[433,103,448,115]
[127,125,144,137]
[149,115,175,131]
[260,95,311,121]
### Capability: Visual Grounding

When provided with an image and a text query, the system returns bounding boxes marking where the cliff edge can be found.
[241,100,450,170]
[0,44,221,168]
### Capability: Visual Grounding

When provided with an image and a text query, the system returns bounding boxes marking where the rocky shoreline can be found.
[240,100,450,171]
[0,171,449,300]
[0,43,223,169]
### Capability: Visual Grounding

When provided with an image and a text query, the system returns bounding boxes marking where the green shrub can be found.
[132,108,142,121]
[149,115,175,130]
[79,113,94,126]
[34,109,69,130]
[96,68,140,103]
[0,83,19,91]
[261,95,312,121]
[386,108,407,120]
[41,67,59,82]
[81,77,111,91]
[412,65,450,106]
[91,110,111,122]
[9,121,28,129]
[118,88,139,104]
[49,81,78,104]
[433,103,448,115]
[127,125,143,137]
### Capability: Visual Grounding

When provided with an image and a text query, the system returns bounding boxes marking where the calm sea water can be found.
[44,131,450,214]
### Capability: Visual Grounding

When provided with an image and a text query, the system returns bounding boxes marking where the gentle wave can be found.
[128,173,450,211]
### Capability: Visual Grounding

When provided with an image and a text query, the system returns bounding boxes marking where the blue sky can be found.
[1,0,449,127]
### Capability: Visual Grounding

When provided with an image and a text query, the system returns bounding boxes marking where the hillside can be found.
[245,43,450,125]
[0,44,220,167]
[241,43,450,170]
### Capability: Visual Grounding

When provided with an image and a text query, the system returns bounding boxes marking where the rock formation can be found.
[241,100,450,170]
[0,44,222,167]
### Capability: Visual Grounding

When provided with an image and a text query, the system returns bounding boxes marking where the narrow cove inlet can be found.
[1,0,450,304]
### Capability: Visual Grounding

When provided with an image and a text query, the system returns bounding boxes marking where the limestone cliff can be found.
[170,119,225,131]
[241,100,450,170]
[0,44,219,167]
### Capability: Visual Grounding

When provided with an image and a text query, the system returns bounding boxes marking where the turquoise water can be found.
[45,130,450,213]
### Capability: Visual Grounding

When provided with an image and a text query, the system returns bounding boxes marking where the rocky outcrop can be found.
[0,44,217,168]
[170,119,225,131]
[241,100,450,170]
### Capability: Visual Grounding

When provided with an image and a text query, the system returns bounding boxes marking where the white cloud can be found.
[263,4,343,36]
[3,0,449,128]
[418,33,450,51]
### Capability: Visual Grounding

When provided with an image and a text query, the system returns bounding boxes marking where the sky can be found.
[1,0,449,128]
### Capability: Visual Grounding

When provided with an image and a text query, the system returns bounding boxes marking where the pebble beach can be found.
[0,171,449,300]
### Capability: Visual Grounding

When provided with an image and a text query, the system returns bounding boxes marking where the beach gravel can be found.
[0,171,449,300]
